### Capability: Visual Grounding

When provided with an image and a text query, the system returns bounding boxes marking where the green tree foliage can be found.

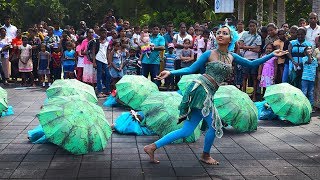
[8,0,66,29]
[0,0,314,30]
[285,0,311,25]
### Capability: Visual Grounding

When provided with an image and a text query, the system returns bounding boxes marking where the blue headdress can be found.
[215,20,239,52]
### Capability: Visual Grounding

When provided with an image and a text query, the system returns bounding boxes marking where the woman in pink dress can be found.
[258,43,278,96]
[80,29,96,85]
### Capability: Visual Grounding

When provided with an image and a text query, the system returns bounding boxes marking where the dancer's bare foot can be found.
[144,143,159,164]
[200,153,219,165]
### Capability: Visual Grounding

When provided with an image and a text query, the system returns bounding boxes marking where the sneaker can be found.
[42,82,45,87]
[48,83,52,87]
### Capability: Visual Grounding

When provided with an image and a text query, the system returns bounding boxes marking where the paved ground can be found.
[0,87,320,180]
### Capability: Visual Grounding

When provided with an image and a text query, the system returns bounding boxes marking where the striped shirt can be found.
[164,53,177,71]
[302,56,318,81]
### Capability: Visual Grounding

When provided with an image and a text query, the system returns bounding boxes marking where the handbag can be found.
[241,34,258,57]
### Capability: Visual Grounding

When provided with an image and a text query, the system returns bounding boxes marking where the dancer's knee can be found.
[180,123,197,137]
[183,128,194,137]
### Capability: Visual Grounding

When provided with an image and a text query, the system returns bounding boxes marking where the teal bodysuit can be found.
[170,50,274,137]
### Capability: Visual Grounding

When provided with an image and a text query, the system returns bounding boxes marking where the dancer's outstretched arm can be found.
[170,50,211,76]
[231,52,274,68]
[232,49,288,67]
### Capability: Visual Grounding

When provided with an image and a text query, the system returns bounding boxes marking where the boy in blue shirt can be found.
[301,46,319,112]
[164,43,178,91]
[123,47,141,75]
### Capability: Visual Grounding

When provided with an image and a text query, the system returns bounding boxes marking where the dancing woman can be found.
[144,25,287,165]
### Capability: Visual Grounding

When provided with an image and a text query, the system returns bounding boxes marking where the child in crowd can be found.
[132,26,141,49]
[282,25,298,83]
[193,26,204,60]
[51,43,62,81]
[106,8,117,27]
[19,36,35,86]
[258,43,278,96]
[107,30,118,53]
[197,29,211,59]
[123,47,141,75]
[139,27,151,58]
[121,43,129,61]
[301,46,318,112]
[108,40,123,90]
[37,43,51,87]
[180,39,194,68]
[160,25,167,36]
[273,29,286,83]
[76,36,85,81]
[164,43,178,91]
[62,41,76,79]
[197,29,212,74]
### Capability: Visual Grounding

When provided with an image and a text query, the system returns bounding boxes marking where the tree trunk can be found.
[268,0,274,23]
[256,0,263,27]
[238,0,245,21]
[277,0,285,27]
[313,0,320,20]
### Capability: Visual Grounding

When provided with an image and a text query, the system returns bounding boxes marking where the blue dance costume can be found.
[154,50,275,153]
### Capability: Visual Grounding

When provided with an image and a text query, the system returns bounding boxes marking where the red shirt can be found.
[11,37,22,55]
[51,52,62,68]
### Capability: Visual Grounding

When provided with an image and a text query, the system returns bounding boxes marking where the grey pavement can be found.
[0,87,320,179]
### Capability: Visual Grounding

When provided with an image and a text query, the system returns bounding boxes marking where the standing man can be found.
[141,24,165,86]
[2,15,17,42]
[305,12,320,48]
[173,22,193,84]
[123,20,130,31]
[93,28,111,98]
[238,20,262,101]
[236,20,246,39]
[281,23,290,39]
[163,21,176,50]
[173,23,193,58]
[52,21,63,38]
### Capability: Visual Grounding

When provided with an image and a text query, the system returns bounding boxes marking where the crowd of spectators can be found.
[0,9,319,111]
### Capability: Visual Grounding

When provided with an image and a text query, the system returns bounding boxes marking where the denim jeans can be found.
[282,63,289,83]
[0,60,6,83]
[301,79,315,106]
[96,61,111,93]
[141,63,160,86]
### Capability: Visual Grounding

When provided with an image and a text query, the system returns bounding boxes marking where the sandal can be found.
[97,93,106,98]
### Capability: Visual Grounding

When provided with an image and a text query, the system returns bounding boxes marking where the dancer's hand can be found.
[155,70,170,80]
[273,49,288,57]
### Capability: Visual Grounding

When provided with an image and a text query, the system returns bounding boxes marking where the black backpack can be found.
[87,38,100,62]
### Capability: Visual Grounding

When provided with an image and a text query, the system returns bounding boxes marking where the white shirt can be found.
[237,30,247,39]
[0,37,10,58]
[239,31,262,59]
[106,36,112,44]
[174,33,193,57]
[95,40,109,64]
[19,44,32,57]
[305,25,320,47]
[2,24,17,42]
[131,33,140,48]
[197,37,212,58]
